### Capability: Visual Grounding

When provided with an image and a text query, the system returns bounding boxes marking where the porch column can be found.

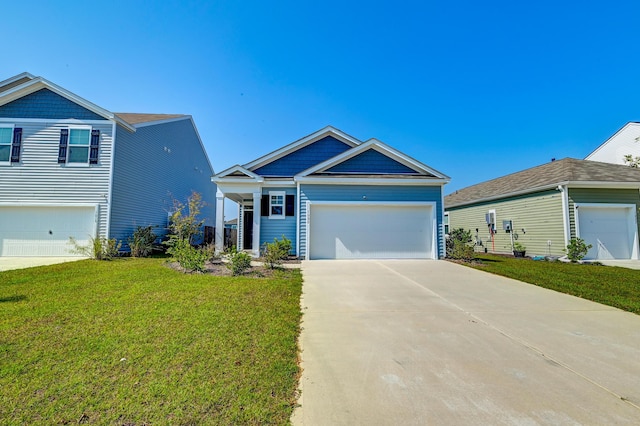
[252,191,261,257]
[215,189,225,254]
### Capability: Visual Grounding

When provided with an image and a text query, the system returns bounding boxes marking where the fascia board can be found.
[566,181,640,189]
[243,126,361,171]
[445,183,564,209]
[213,164,263,180]
[0,72,35,91]
[133,115,190,128]
[295,176,449,186]
[0,77,136,132]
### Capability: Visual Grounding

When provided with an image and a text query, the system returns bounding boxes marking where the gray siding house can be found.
[0,73,215,256]
[444,158,640,260]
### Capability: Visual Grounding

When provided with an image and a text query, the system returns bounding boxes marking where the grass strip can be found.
[0,257,302,425]
[468,254,640,314]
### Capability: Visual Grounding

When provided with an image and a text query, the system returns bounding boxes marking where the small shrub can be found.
[513,242,526,252]
[227,251,252,276]
[261,235,292,269]
[128,225,157,258]
[167,239,209,273]
[69,236,122,260]
[166,192,205,246]
[566,238,592,262]
[446,228,474,261]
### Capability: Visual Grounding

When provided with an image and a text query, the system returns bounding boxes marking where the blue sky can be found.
[4,0,640,196]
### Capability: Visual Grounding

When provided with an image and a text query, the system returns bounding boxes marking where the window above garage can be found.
[58,127,100,165]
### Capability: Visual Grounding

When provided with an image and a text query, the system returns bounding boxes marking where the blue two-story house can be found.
[0,72,215,256]
[212,126,449,259]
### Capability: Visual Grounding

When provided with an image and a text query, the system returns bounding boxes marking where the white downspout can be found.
[559,185,570,248]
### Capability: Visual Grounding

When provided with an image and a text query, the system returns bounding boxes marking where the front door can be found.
[243,210,253,250]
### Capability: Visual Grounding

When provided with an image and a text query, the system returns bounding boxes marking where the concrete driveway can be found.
[0,257,85,272]
[292,260,640,425]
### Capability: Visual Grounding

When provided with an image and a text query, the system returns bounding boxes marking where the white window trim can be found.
[444,211,450,234]
[64,125,92,167]
[269,191,286,219]
[0,124,15,166]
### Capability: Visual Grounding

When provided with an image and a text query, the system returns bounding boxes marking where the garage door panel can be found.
[309,204,433,259]
[0,206,96,256]
[577,207,633,260]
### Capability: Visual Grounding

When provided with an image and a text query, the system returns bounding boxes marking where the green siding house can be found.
[444,158,640,260]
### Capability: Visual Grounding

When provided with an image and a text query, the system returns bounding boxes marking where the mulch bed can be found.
[167,256,301,277]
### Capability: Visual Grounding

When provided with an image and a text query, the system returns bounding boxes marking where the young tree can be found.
[623,154,640,168]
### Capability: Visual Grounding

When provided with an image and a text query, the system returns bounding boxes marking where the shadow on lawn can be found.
[0,295,27,303]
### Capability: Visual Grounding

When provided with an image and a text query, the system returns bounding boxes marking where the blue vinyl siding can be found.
[110,119,216,247]
[260,187,297,253]
[0,89,104,120]
[252,136,351,177]
[326,149,417,174]
[299,184,444,258]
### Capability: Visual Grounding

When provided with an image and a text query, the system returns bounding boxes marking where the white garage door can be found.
[576,205,637,260]
[308,203,435,259]
[0,206,96,256]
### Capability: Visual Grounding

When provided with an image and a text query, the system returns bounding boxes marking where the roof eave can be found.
[295,176,449,185]
[446,179,640,209]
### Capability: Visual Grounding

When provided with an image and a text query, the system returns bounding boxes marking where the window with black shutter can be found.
[89,129,100,164]
[261,195,269,216]
[286,195,295,216]
[10,127,22,163]
[58,129,69,163]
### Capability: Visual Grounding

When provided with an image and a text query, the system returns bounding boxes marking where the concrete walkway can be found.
[292,260,640,425]
[598,260,640,270]
[0,257,86,272]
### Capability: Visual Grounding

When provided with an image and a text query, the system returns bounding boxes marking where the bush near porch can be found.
[0,258,302,425]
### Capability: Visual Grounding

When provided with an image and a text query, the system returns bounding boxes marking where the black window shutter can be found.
[89,129,100,164]
[285,195,295,216]
[261,195,269,216]
[58,129,69,163]
[10,127,22,163]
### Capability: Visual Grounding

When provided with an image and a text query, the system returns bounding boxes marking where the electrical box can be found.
[485,212,496,232]
[485,212,494,225]
[502,220,512,232]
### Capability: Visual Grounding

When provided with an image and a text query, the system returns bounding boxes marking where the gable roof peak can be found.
[242,125,362,172]
[0,72,36,94]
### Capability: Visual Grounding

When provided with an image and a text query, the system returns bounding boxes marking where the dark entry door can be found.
[243,210,253,250]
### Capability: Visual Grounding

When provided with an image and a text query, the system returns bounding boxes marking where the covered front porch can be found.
[214,188,262,256]
[212,166,265,256]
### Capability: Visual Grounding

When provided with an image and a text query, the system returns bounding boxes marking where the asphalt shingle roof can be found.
[114,113,185,125]
[445,158,640,208]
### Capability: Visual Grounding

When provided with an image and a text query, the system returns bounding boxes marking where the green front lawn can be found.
[0,258,302,425]
[469,254,640,314]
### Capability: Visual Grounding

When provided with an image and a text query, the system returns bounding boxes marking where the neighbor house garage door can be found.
[576,204,638,260]
[0,206,97,256]
[308,203,435,259]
